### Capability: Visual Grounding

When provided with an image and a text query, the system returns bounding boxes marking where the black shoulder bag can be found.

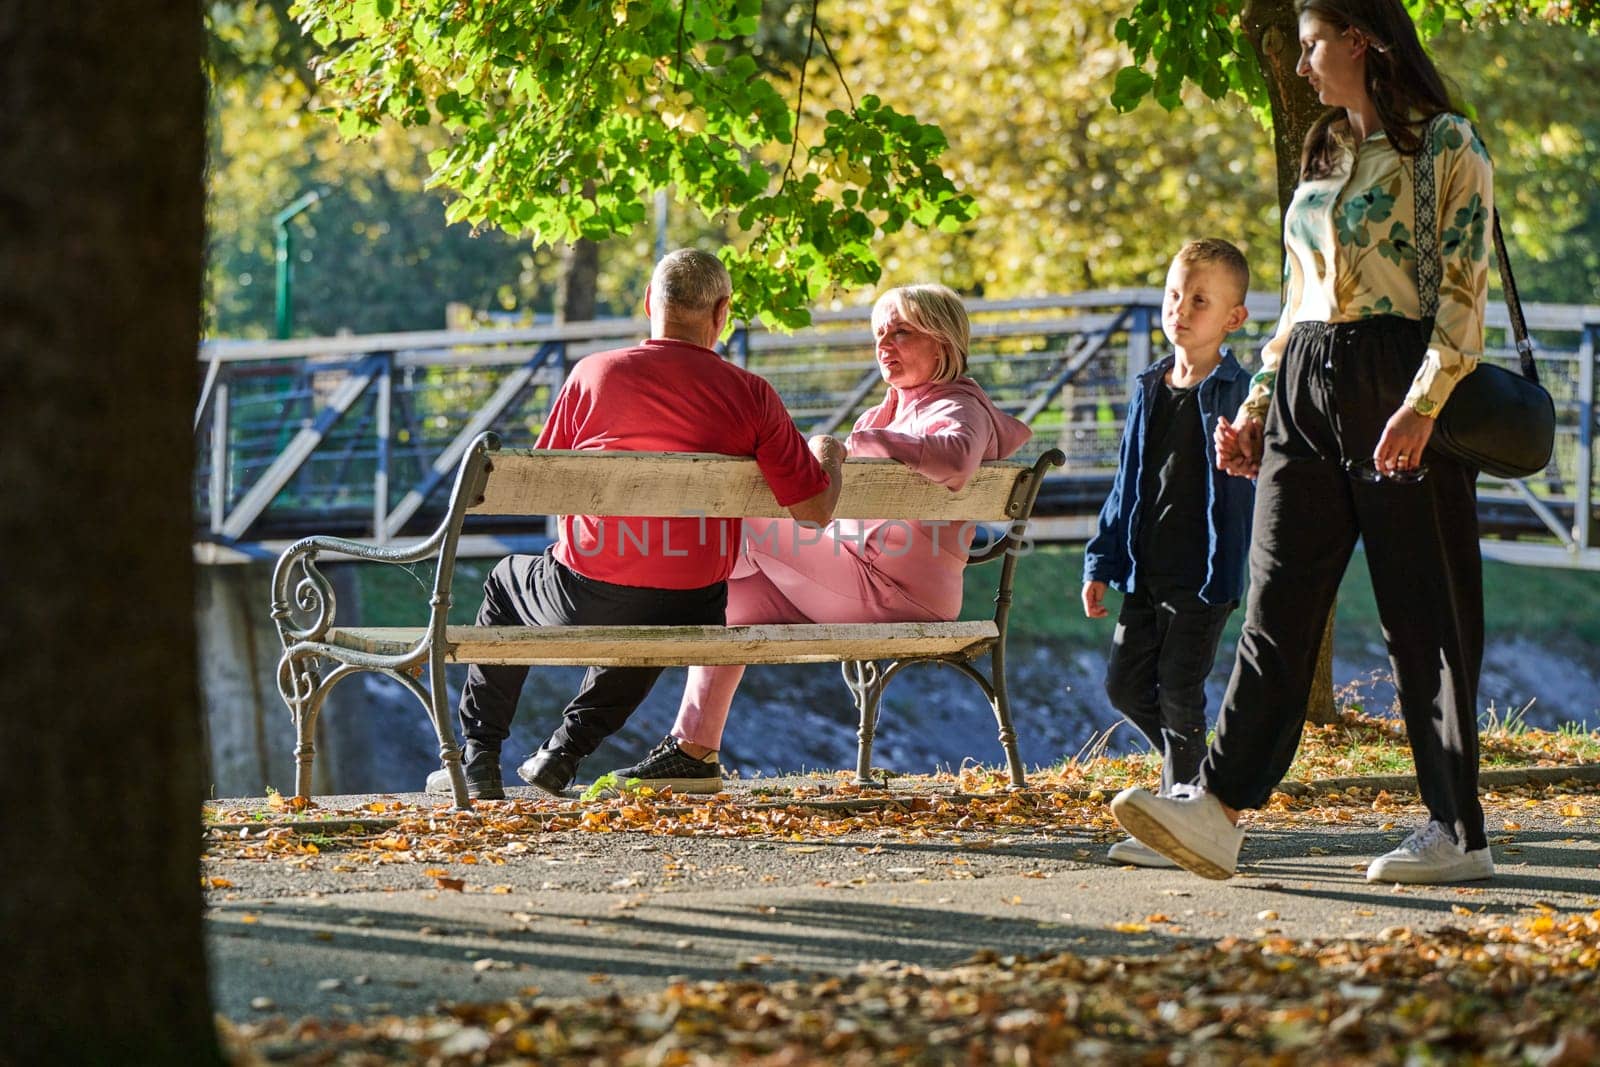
[1414,114,1555,480]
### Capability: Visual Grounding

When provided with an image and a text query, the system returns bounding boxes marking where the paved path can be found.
[205,781,1600,1021]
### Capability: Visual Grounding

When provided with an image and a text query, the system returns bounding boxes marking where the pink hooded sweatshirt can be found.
[669,376,1035,753]
[838,376,1033,619]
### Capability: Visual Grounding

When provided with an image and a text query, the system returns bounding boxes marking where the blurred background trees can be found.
[206,0,557,337]
[1456,16,1600,304]
[203,0,1600,340]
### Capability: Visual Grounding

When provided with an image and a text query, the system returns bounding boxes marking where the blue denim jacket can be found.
[1082,350,1254,606]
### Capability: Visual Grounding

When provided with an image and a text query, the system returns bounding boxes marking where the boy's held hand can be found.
[1214,414,1263,478]
[1082,580,1109,619]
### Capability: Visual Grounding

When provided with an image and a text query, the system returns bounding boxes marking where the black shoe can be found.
[517,744,580,797]
[424,743,504,800]
[610,737,723,795]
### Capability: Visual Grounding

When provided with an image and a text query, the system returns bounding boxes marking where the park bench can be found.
[271,432,1065,808]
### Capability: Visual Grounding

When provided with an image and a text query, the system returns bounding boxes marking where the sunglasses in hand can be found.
[1344,457,1428,484]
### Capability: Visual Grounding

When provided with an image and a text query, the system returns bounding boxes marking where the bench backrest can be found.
[468,449,1039,522]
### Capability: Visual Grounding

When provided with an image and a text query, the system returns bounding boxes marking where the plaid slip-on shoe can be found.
[607,736,723,795]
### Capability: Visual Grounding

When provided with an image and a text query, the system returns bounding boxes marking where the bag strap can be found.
[1413,113,1538,385]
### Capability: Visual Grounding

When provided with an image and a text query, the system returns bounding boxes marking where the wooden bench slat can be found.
[470,452,1028,522]
[330,621,999,667]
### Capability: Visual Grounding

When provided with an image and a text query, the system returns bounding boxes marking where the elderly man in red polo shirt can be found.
[425,249,843,800]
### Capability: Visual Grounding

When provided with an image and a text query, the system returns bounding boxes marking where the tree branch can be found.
[815,21,854,113]
[675,0,687,88]
[780,0,820,188]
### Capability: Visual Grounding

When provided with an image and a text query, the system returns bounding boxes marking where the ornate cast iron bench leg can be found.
[842,660,884,786]
[358,655,471,810]
[279,653,321,800]
[989,643,1027,789]
[421,641,470,809]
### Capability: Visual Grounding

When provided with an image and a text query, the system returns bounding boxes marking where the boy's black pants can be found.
[1105,585,1234,794]
[1200,318,1487,852]
[456,549,727,759]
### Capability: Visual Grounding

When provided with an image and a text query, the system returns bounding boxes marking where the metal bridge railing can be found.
[193,290,1600,568]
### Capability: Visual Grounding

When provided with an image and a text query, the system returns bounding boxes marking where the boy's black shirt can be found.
[1134,379,1208,595]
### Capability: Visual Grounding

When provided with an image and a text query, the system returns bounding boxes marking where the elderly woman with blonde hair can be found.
[607,283,1033,791]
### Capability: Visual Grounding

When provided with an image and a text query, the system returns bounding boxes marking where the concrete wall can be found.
[195,561,374,799]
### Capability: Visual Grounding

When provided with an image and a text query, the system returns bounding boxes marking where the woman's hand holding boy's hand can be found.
[1215,412,1263,478]
[1082,580,1109,619]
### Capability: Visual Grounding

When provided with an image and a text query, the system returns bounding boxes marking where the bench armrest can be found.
[271,433,498,646]
[966,448,1065,565]
[269,528,454,646]
[281,527,453,568]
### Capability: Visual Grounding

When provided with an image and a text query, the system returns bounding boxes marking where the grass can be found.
[357,558,491,626]
[966,543,1600,664]
[1033,704,1600,796]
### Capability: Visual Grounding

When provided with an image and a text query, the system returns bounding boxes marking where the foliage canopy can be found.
[1111,0,1599,116]
[290,0,977,327]
[206,0,1600,339]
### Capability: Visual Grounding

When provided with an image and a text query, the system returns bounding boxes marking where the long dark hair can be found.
[1296,0,1461,179]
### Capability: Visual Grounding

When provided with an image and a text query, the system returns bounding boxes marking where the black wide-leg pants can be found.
[1201,317,1487,852]
[456,549,727,759]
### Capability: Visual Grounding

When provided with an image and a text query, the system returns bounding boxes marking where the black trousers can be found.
[1105,585,1234,794]
[456,549,727,759]
[1201,317,1487,852]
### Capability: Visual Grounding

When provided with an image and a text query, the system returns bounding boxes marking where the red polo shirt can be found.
[535,338,828,588]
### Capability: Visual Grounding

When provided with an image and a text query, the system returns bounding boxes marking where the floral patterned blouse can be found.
[1244,113,1493,421]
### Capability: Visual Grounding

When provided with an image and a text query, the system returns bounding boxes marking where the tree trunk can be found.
[0,3,220,1064]
[1241,0,1324,213]
[1241,0,1340,726]
[1305,605,1341,724]
[558,238,601,323]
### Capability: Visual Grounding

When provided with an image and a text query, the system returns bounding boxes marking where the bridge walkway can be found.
[193,290,1600,569]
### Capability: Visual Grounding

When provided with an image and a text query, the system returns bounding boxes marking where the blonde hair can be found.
[1174,238,1251,305]
[871,284,971,384]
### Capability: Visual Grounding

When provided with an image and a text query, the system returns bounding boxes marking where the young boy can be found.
[1081,238,1255,868]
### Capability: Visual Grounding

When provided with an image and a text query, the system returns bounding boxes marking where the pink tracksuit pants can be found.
[671,518,955,750]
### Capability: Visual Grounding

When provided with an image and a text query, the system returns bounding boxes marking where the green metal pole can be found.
[272,190,323,339]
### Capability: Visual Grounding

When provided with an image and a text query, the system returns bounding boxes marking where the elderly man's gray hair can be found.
[650,249,732,313]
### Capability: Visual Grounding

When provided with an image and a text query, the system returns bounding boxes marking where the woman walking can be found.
[1112,0,1495,884]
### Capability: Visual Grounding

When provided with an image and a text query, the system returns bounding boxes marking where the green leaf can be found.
[580,773,644,801]
[1111,65,1155,112]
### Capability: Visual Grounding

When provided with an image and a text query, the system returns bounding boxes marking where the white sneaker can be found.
[1366,822,1494,884]
[1107,835,1179,868]
[1110,786,1244,880]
